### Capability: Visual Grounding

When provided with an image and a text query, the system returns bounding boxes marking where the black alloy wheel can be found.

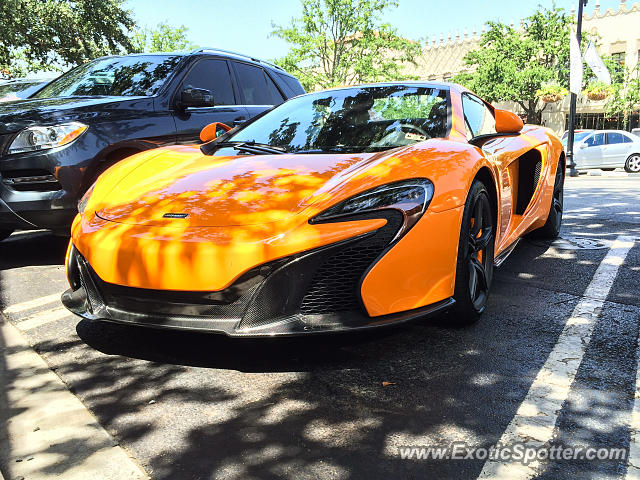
[450,180,495,325]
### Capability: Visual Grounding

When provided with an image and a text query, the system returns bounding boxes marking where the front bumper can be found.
[0,137,90,230]
[62,214,455,337]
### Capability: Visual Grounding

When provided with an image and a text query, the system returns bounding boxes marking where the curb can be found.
[0,317,149,480]
[584,170,640,177]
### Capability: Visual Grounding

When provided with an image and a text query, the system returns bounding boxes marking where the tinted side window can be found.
[462,94,496,138]
[264,72,285,105]
[181,59,235,105]
[622,134,633,143]
[585,133,605,147]
[234,62,273,105]
[607,132,626,144]
[275,72,306,96]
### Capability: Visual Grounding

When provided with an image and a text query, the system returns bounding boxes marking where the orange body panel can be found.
[68,82,564,318]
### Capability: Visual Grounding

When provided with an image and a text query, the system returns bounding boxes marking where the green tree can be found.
[605,63,640,130]
[453,6,576,125]
[0,0,135,78]
[132,22,197,53]
[272,0,421,91]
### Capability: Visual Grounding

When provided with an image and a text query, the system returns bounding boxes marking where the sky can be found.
[125,0,629,61]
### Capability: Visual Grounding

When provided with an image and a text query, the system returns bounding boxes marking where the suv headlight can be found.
[8,122,88,155]
[310,178,434,239]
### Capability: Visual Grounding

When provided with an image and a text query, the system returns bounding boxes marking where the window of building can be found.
[462,93,496,139]
[566,112,640,132]
[611,51,626,67]
[180,59,235,105]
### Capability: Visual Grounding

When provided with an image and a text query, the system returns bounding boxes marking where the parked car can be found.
[572,129,640,173]
[560,129,593,148]
[0,49,304,240]
[632,127,640,137]
[0,78,53,102]
[62,82,565,335]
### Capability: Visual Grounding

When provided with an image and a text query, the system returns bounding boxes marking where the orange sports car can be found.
[62,82,564,336]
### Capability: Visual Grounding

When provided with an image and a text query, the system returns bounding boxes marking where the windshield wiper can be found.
[201,140,287,156]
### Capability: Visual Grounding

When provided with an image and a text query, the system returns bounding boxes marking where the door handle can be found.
[233,117,246,126]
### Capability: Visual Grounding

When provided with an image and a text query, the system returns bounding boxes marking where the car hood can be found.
[0,95,147,134]
[92,144,406,228]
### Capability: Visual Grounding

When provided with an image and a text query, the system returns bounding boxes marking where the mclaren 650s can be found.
[62,82,565,336]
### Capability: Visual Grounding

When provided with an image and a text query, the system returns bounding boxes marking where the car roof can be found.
[308,81,456,95]
[91,48,294,78]
[589,129,636,135]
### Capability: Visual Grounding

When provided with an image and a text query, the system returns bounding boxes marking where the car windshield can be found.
[224,85,449,153]
[33,55,182,98]
[561,131,591,144]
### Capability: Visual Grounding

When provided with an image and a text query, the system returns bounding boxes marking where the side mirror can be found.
[200,122,233,143]
[494,109,524,134]
[580,142,588,149]
[179,87,214,109]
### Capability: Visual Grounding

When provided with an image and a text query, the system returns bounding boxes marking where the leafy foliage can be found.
[583,81,613,97]
[272,0,421,91]
[453,6,576,124]
[605,64,640,129]
[0,0,135,78]
[536,84,569,98]
[131,22,197,53]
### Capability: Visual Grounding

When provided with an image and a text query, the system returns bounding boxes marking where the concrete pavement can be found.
[0,316,148,480]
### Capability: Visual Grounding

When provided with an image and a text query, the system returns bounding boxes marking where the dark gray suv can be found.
[0,48,304,238]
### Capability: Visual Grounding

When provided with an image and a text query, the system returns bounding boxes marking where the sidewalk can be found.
[0,316,148,480]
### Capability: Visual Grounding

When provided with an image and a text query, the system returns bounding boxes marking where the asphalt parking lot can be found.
[1,175,639,480]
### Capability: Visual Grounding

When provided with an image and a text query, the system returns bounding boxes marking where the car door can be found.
[460,93,519,243]
[172,58,249,144]
[231,61,286,121]
[602,131,634,166]
[577,132,605,168]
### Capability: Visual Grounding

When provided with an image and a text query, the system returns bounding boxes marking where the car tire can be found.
[624,154,640,173]
[0,229,14,242]
[527,161,564,239]
[449,180,495,326]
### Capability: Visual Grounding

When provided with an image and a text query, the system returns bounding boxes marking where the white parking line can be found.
[478,235,636,479]
[16,307,71,331]
[3,292,63,314]
[626,327,640,480]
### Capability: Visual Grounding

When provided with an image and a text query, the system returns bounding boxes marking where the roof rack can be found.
[191,47,285,72]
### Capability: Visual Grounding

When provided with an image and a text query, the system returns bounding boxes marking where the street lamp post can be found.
[566,0,588,177]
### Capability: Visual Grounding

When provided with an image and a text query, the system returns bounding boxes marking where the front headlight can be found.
[8,122,88,155]
[310,178,434,239]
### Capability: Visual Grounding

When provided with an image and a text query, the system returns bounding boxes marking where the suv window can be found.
[181,59,235,105]
[264,72,285,105]
[234,62,274,105]
[275,72,305,97]
[585,132,605,147]
[462,93,496,138]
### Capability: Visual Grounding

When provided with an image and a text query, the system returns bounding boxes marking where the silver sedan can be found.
[571,129,640,173]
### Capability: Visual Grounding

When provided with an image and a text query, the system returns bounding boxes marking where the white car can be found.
[572,129,640,173]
